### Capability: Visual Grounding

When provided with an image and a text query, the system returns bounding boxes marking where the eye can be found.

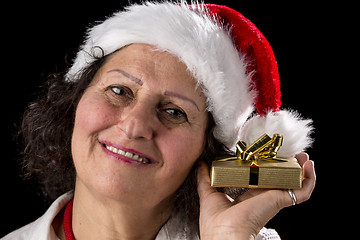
[110,86,131,96]
[165,109,185,118]
[158,106,188,125]
[106,85,134,105]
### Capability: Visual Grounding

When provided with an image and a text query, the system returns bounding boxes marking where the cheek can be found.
[71,93,123,196]
[73,93,114,143]
[71,93,116,165]
[156,127,205,183]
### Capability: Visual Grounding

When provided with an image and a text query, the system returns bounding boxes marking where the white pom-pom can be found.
[239,110,313,158]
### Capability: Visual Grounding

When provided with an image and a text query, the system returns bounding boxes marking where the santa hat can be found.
[67,1,313,157]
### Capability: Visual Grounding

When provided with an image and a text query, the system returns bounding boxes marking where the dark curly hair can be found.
[20,55,106,199]
[20,48,240,236]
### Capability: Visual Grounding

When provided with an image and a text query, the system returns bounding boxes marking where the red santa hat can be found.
[67,1,313,157]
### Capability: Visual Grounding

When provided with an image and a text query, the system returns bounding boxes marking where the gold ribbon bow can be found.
[218,133,286,165]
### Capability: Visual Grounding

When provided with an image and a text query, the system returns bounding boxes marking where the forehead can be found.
[104,44,194,82]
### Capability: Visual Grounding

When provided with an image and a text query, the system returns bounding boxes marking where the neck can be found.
[70,181,173,240]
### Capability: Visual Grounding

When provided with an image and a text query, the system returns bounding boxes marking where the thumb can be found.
[197,161,217,201]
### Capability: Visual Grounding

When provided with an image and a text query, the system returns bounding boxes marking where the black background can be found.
[1,1,347,239]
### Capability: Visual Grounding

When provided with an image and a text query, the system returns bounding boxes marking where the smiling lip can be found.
[99,140,155,165]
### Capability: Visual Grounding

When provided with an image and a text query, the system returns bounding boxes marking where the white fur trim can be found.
[239,110,313,158]
[66,1,254,148]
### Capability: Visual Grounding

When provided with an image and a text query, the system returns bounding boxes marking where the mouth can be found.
[100,141,153,164]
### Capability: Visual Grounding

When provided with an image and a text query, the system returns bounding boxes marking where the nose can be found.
[118,102,158,141]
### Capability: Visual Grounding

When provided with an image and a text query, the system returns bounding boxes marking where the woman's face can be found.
[71,44,208,208]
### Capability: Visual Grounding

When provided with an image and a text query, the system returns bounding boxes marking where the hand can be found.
[197,152,316,240]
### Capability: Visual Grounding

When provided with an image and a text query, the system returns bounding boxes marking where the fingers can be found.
[293,160,316,204]
[303,159,316,180]
[296,152,309,167]
[293,152,316,203]
[235,189,265,203]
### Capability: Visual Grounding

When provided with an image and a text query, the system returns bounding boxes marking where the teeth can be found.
[125,152,133,158]
[105,145,149,164]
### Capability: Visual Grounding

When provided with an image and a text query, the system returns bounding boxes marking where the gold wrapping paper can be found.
[210,134,302,189]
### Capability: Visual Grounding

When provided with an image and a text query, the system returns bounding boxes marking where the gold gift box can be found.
[210,134,302,189]
[211,157,302,189]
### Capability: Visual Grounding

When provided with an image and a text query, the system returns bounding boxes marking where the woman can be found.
[3,2,315,240]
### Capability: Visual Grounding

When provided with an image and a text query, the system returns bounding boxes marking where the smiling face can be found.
[71,44,208,209]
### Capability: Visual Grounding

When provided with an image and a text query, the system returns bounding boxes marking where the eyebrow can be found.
[107,69,143,86]
[107,69,200,112]
[164,91,200,112]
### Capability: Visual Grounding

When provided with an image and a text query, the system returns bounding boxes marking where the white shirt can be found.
[2,192,280,240]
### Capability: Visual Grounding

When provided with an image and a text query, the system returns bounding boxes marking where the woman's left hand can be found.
[197,152,316,240]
